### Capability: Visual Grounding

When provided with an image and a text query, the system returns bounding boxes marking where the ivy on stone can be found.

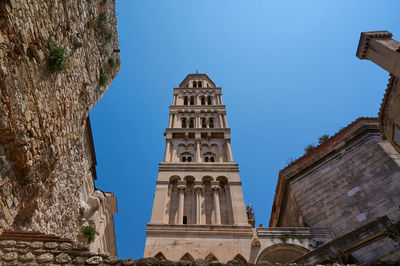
[79,225,96,243]
[48,41,66,73]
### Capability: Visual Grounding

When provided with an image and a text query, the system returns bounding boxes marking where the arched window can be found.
[207,96,212,105]
[183,216,188,224]
[193,81,197,88]
[198,81,203,87]
[209,118,214,128]
[189,97,194,105]
[210,156,215,162]
[204,156,209,162]
[189,118,194,128]
[201,118,207,128]
[182,156,186,162]
[183,96,188,106]
[181,153,193,163]
[181,118,187,128]
[201,96,206,105]
[204,152,216,163]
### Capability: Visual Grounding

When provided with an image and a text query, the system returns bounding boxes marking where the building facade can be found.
[144,73,332,264]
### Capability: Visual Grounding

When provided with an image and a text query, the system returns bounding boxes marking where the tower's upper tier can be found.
[179,73,216,88]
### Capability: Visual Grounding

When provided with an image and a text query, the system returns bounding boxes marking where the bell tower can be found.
[144,73,252,263]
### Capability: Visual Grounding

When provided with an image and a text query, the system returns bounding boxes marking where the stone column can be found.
[224,185,234,225]
[223,114,228,128]
[212,185,221,225]
[177,185,185,224]
[218,114,223,128]
[219,94,223,105]
[196,139,201,162]
[226,139,233,162]
[164,139,171,162]
[168,114,173,128]
[196,94,200,105]
[194,185,203,224]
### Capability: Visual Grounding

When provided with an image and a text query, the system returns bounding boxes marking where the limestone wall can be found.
[0,0,120,253]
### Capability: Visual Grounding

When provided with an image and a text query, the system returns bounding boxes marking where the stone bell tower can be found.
[144,73,253,263]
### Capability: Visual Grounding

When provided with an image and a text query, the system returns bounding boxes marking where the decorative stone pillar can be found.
[212,184,221,225]
[194,185,203,224]
[164,184,173,224]
[164,139,171,162]
[168,114,173,128]
[225,139,233,162]
[224,185,234,225]
[196,139,201,162]
[196,94,200,105]
[223,114,228,128]
[177,185,185,224]
[218,114,223,128]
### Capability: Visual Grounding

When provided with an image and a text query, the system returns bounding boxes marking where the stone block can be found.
[36,252,54,263]
[55,252,72,263]
[19,252,35,262]
[86,255,103,265]
[3,251,18,261]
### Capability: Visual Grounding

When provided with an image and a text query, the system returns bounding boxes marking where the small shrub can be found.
[99,11,107,23]
[79,225,96,243]
[304,144,316,154]
[108,56,120,70]
[101,0,107,5]
[48,41,66,73]
[104,27,113,42]
[318,134,330,144]
[99,70,109,86]
[279,233,291,242]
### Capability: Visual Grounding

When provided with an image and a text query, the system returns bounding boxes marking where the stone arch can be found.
[155,252,166,261]
[205,253,218,262]
[180,252,195,262]
[202,176,213,183]
[233,254,247,264]
[257,243,309,264]
[184,175,195,185]
[216,176,228,185]
[169,175,181,184]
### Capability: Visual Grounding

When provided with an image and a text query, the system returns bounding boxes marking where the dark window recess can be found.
[190,97,194,105]
[198,81,202,87]
[205,156,209,162]
[210,157,215,162]
[193,81,197,88]
[183,97,188,105]
[189,118,194,128]
[187,157,192,162]
[182,118,187,128]
[201,118,207,128]
[207,96,212,105]
[182,156,187,162]
[201,96,205,105]
[209,118,214,128]
[183,216,188,224]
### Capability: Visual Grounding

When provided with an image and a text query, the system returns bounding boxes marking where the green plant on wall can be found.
[99,70,109,87]
[108,56,120,70]
[99,11,107,23]
[48,41,66,73]
[79,225,96,243]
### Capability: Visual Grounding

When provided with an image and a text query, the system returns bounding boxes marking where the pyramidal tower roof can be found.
[179,72,216,88]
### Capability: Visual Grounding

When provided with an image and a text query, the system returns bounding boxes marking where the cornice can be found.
[158,162,239,172]
[165,128,230,134]
[256,227,332,238]
[169,105,226,111]
[356,31,393,59]
[156,180,242,186]
[174,87,222,93]
[146,224,253,237]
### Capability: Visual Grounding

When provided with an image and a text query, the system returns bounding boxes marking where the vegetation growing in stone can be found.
[108,56,120,70]
[99,70,109,86]
[318,134,330,144]
[104,27,113,42]
[304,144,316,154]
[99,12,107,23]
[279,233,291,242]
[79,225,96,243]
[48,41,66,73]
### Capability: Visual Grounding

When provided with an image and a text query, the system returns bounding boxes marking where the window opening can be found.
[183,216,188,224]
[201,118,207,128]
[198,81,202,87]
[187,157,192,162]
[209,118,214,128]
[189,118,194,128]
[183,96,188,106]
[207,96,212,105]
[201,96,205,105]
[193,81,197,88]
[182,118,187,128]
[210,156,215,162]
[190,97,194,105]
[205,156,209,162]
[182,156,187,162]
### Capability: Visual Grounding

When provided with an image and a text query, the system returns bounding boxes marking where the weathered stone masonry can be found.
[0,0,120,253]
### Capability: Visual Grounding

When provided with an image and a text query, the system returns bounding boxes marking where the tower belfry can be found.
[144,73,252,262]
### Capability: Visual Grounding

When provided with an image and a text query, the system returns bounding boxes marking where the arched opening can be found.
[180,152,193,163]
[193,81,197,88]
[181,118,187,128]
[190,96,194,105]
[201,118,207,128]
[201,96,206,105]
[207,96,212,105]
[183,96,188,105]
[233,254,247,265]
[205,253,218,263]
[257,243,309,264]
[180,253,195,262]
[155,252,167,261]
[209,118,214,128]
[189,118,195,128]
[183,215,188,224]
[198,81,203,87]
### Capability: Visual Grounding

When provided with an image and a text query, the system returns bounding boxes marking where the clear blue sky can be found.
[90,0,400,259]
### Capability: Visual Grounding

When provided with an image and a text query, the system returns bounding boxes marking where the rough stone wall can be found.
[0,239,355,265]
[276,187,304,227]
[287,132,400,236]
[380,75,400,153]
[0,0,120,247]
